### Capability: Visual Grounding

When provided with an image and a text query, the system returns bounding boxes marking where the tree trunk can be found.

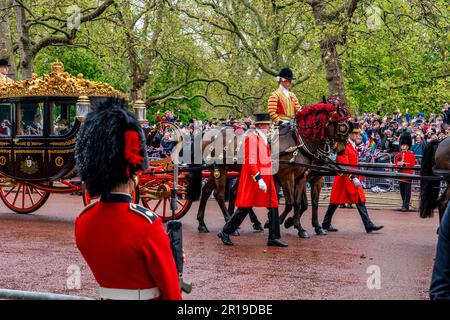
[13,0,34,79]
[0,0,17,80]
[320,37,346,103]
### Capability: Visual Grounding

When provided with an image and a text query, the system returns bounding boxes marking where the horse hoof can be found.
[198,224,209,233]
[298,229,310,239]
[284,217,294,229]
[315,227,327,236]
[263,220,269,229]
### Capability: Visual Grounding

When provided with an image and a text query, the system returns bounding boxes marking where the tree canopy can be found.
[1,0,448,120]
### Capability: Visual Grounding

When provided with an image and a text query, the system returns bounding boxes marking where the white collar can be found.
[348,138,356,148]
[279,85,290,98]
[256,129,268,145]
[2,74,6,81]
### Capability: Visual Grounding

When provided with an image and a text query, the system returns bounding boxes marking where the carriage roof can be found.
[0,61,128,101]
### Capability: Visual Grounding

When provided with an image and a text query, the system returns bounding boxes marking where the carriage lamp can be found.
[133,99,147,124]
[76,95,91,122]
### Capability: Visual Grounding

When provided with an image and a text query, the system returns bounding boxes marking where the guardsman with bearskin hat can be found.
[217,113,288,247]
[0,59,15,85]
[74,98,182,300]
[321,122,384,233]
[395,132,416,212]
[267,67,300,125]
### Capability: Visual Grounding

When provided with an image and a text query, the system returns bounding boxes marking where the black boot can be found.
[356,203,384,233]
[322,204,339,232]
[267,208,288,247]
[217,230,233,245]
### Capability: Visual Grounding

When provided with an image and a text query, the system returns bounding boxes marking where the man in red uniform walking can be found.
[217,113,288,247]
[395,132,416,212]
[322,122,384,233]
[74,99,182,300]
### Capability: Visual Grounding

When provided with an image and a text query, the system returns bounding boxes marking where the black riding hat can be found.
[0,59,11,67]
[348,121,360,133]
[278,67,295,80]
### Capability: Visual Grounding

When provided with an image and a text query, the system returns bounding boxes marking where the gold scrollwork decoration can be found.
[14,149,45,162]
[55,156,64,167]
[50,138,76,146]
[47,149,74,161]
[0,156,6,166]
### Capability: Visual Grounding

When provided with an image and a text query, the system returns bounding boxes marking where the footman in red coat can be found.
[74,100,182,300]
[218,113,288,247]
[321,122,384,233]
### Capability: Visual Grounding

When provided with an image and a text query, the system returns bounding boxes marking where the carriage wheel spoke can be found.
[12,184,22,206]
[26,186,36,206]
[4,185,17,198]
[22,185,26,209]
[163,198,167,217]
[152,199,162,212]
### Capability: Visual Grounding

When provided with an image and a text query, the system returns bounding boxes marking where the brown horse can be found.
[420,136,450,224]
[187,101,349,237]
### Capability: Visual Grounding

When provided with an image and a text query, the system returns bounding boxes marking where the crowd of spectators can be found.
[144,104,450,162]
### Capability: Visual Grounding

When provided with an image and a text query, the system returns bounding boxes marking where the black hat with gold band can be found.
[0,59,11,67]
[254,112,272,124]
[348,121,360,134]
[75,97,148,197]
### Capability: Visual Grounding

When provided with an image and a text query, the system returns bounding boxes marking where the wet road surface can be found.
[0,194,439,299]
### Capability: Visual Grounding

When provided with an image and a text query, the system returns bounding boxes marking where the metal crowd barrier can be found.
[0,288,94,300]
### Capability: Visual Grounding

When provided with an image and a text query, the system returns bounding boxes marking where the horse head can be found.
[295,99,349,157]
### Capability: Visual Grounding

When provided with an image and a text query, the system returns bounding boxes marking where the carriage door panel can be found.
[0,103,14,178]
[47,101,77,180]
[13,100,47,181]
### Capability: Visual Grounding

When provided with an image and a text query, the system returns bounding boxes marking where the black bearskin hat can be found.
[75,98,148,197]
[399,132,412,147]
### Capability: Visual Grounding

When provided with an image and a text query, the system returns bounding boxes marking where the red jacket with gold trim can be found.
[75,193,182,300]
[235,131,278,208]
[330,142,366,204]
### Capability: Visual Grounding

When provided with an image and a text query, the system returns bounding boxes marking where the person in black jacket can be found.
[430,202,450,299]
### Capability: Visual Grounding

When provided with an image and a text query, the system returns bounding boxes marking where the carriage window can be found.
[50,102,76,136]
[0,104,13,137]
[17,102,44,136]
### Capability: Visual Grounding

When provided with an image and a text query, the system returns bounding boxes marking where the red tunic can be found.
[75,193,182,300]
[235,131,278,208]
[395,151,416,182]
[330,142,366,204]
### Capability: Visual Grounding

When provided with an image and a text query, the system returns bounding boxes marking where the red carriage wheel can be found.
[140,178,191,222]
[82,184,139,206]
[0,182,51,214]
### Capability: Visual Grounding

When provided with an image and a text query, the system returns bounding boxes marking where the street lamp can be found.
[76,95,91,122]
[133,99,147,124]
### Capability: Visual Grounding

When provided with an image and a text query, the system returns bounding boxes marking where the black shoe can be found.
[366,225,384,233]
[323,224,338,232]
[400,207,409,212]
[339,204,346,208]
[267,239,288,247]
[217,231,233,245]
[253,223,264,233]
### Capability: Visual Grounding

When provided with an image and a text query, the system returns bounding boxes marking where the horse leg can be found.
[265,204,292,229]
[311,176,326,235]
[228,178,238,216]
[197,177,214,233]
[293,177,310,238]
[214,175,240,235]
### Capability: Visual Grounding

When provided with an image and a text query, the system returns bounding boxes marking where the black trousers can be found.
[223,207,281,240]
[322,202,375,230]
[399,181,412,209]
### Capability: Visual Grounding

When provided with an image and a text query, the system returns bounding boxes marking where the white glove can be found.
[279,120,289,125]
[352,177,361,187]
[258,179,267,192]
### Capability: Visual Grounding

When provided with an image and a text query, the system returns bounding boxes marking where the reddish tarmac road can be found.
[0,194,439,300]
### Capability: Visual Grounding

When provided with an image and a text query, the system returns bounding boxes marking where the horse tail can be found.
[419,140,440,218]
[186,168,202,202]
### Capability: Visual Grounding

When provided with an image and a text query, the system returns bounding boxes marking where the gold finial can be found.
[51,60,65,74]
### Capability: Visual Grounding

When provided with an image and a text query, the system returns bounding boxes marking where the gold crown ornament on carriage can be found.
[0,61,150,214]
